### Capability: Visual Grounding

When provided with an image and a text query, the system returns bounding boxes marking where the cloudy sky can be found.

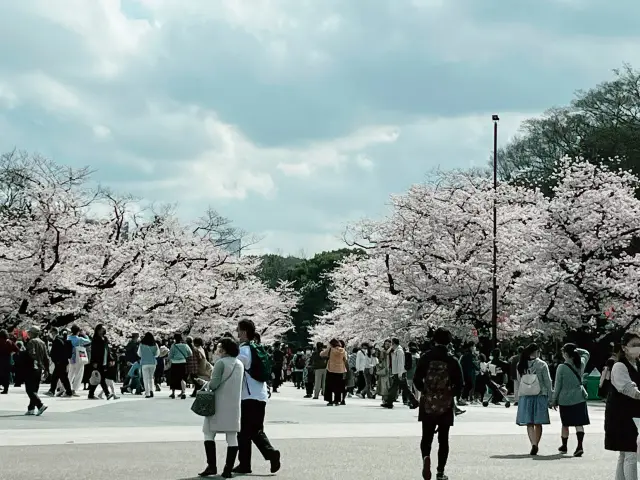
[1,0,638,256]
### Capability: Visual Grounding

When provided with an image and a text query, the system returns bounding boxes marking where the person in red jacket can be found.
[0,329,19,394]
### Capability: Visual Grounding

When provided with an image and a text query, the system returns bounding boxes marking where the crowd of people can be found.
[1,323,640,480]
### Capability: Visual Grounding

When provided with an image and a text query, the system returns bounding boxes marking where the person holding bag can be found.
[551,344,590,457]
[195,337,243,478]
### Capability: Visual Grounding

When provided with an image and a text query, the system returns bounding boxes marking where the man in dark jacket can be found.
[414,328,463,480]
[46,327,72,397]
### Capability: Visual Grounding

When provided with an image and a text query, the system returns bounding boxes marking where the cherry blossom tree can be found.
[317,161,640,344]
[0,151,297,343]
[511,159,640,338]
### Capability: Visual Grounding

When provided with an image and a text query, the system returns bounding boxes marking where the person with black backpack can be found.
[233,319,281,476]
[413,328,463,480]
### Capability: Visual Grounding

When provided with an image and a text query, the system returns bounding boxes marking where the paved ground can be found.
[0,384,619,479]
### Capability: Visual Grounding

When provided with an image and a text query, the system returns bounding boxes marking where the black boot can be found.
[198,441,217,477]
[221,446,239,478]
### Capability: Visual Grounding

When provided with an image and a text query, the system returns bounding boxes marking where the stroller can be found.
[481,364,511,408]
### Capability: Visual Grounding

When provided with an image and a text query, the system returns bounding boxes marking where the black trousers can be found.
[324,372,345,404]
[25,369,43,411]
[421,416,451,474]
[272,365,282,391]
[386,374,418,406]
[49,362,72,394]
[87,365,110,398]
[237,399,277,468]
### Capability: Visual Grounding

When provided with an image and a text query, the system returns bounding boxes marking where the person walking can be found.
[0,330,18,394]
[605,332,640,480]
[24,327,49,416]
[66,325,90,396]
[169,333,192,399]
[414,328,463,480]
[87,324,114,400]
[551,343,590,457]
[515,343,553,456]
[198,337,244,478]
[356,343,370,398]
[233,319,281,475]
[46,327,73,397]
[138,332,159,398]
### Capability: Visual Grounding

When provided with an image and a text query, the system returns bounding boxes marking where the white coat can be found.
[202,356,243,434]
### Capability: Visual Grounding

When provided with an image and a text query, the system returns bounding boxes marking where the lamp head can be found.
[492,114,500,122]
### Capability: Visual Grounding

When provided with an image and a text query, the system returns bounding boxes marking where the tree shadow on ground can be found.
[491,454,571,461]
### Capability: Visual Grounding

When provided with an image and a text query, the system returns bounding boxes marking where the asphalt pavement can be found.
[0,384,619,480]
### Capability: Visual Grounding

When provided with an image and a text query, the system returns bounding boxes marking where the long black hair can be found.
[141,332,155,346]
[561,343,581,369]
[517,343,539,376]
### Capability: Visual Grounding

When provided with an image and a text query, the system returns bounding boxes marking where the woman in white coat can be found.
[199,337,244,478]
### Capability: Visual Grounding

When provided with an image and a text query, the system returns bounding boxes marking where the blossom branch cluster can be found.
[314,158,640,343]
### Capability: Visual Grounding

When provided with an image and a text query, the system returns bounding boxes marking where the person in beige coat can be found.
[199,338,243,478]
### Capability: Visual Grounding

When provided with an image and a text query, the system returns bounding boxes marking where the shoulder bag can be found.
[191,362,238,417]
[566,363,589,401]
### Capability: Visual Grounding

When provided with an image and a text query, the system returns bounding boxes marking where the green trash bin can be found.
[585,370,601,400]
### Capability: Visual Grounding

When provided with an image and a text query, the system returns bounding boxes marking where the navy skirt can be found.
[559,402,590,427]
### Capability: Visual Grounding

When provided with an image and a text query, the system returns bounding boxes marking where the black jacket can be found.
[605,358,640,452]
[91,335,109,367]
[414,345,464,424]
[50,336,72,364]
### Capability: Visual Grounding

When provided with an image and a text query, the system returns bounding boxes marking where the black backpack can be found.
[405,351,413,371]
[421,360,454,415]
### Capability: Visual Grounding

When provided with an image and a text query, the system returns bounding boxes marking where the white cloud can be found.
[93,124,112,139]
[355,155,374,171]
[248,230,348,256]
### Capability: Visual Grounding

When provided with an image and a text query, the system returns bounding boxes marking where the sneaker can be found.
[457,399,468,406]
[436,473,448,480]
[25,410,35,416]
[36,405,48,416]
[558,445,568,454]
[574,448,584,457]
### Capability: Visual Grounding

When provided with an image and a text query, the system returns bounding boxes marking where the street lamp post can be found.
[491,114,499,349]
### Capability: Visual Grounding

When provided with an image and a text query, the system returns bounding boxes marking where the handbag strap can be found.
[207,361,238,393]
[565,363,583,385]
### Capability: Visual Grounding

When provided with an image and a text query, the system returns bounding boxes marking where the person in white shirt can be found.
[356,343,370,398]
[232,319,281,475]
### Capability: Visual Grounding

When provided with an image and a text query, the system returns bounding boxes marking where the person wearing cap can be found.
[24,327,49,416]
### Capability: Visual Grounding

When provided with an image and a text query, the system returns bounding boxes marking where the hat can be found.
[159,346,170,357]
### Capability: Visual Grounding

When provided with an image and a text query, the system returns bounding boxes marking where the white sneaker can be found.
[36,405,48,416]
[25,410,35,416]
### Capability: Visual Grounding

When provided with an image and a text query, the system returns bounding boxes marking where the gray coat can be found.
[202,356,243,434]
